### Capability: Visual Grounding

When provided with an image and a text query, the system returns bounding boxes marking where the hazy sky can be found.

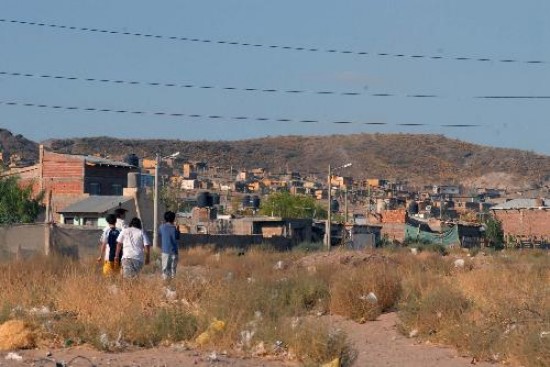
[1,1,549,153]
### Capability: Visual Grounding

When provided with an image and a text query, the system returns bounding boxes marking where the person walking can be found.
[114,208,128,230]
[115,217,151,278]
[159,211,180,280]
[97,213,121,276]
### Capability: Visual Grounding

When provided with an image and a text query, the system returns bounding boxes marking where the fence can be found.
[0,224,295,261]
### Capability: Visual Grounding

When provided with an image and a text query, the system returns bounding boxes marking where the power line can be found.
[2,70,549,100]
[0,99,481,128]
[475,95,550,99]
[0,70,433,98]
[0,18,546,66]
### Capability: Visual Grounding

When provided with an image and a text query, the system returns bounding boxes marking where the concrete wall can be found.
[180,233,292,251]
[0,224,47,260]
[0,224,296,261]
[0,224,103,260]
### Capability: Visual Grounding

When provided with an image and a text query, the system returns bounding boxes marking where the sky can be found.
[0,1,549,153]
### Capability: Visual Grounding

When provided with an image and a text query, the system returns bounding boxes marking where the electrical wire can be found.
[0,99,481,128]
[2,70,549,100]
[0,70,433,98]
[0,18,546,65]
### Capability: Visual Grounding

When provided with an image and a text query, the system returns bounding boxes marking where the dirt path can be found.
[1,313,495,367]
[333,312,495,367]
[1,346,296,367]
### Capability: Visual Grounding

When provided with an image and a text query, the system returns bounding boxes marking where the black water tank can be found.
[242,195,252,207]
[252,195,261,209]
[211,193,220,205]
[197,192,211,208]
[330,199,340,213]
[407,201,419,215]
[125,153,139,167]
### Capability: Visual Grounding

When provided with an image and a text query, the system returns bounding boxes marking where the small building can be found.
[247,181,263,192]
[251,168,266,177]
[433,185,460,196]
[232,217,312,244]
[363,179,389,189]
[142,158,156,170]
[330,175,353,189]
[476,188,502,199]
[330,223,382,248]
[491,198,550,244]
[3,146,137,221]
[367,208,407,243]
[181,179,199,190]
[183,163,196,179]
[58,196,135,227]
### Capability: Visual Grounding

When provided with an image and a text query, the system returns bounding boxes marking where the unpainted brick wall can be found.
[381,209,407,224]
[493,209,550,238]
[381,223,405,242]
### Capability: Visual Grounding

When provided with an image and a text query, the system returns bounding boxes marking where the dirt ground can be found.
[1,312,495,367]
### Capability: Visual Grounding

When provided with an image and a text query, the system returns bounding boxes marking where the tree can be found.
[160,185,180,212]
[0,176,44,224]
[484,216,504,248]
[259,191,326,219]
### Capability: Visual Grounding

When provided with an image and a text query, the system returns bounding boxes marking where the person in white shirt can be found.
[115,217,151,278]
[114,208,128,230]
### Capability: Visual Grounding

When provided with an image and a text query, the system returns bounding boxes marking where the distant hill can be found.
[0,129,39,165]
[43,133,550,189]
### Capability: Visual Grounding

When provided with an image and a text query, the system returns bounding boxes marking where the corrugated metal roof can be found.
[84,156,134,167]
[492,198,550,210]
[58,196,132,214]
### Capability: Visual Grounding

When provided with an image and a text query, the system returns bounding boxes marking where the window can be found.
[89,182,101,195]
[83,217,98,227]
[64,217,74,225]
[111,184,123,195]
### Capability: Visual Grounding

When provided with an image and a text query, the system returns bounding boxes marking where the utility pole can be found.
[324,163,352,250]
[344,188,348,223]
[325,164,332,250]
[153,153,160,248]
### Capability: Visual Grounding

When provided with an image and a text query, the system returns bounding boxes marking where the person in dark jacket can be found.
[159,211,180,280]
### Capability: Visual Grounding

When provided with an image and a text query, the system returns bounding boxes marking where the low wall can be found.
[180,233,292,251]
[0,224,296,261]
[0,224,47,260]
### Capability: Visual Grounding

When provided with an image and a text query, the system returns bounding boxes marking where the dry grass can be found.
[1,247,549,366]
[397,250,550,366]
[330,259,401,322]
[0,320,35,350]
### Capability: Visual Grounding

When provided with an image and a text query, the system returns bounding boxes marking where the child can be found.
[114,208,128,230]
[97,213,121,276]
[115,217,151,278]
[159,211,180,280]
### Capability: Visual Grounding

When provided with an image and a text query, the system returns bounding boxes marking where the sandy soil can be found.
[1,312,495,367]
[333,312,495,367]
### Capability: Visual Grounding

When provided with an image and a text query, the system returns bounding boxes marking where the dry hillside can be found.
[43,133,550,189]
[0,129,39,163]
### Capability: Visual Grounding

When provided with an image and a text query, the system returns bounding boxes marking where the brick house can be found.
[4,146,137,221]
[367,208,407,243]
[491,198,550,244]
